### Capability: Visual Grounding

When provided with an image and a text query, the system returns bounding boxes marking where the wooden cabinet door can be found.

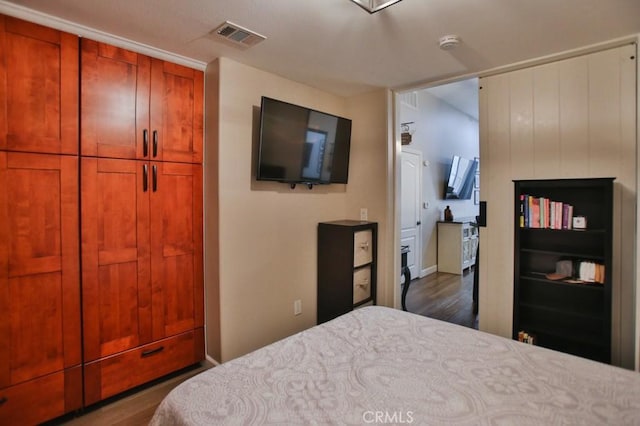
[0,16,78,155]
[81,40,151,159]
[149,162,203,340]
[0,152,80,387]
[81,158,152,362]
[81,41,202,164]
[150,60,203,164]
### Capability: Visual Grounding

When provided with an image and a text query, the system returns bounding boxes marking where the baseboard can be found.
[205,354,221,366]
[421,265,438,277]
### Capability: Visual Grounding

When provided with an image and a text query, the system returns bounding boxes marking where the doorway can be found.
[397,78,480,327]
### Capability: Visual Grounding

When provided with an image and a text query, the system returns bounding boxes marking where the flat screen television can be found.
[257,97,352,185]
[444,155,477,199]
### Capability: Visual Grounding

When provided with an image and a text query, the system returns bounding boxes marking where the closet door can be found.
[81,40,150,159]
[81,158,152,362]
[149,162,203,340]
[0,152,81,423]
[0,16,78,154]
[149,59,203,164]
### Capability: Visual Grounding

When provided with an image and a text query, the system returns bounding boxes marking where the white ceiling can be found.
[2,0,640,97]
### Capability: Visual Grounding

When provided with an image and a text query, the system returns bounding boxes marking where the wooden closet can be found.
[0,17,82,424]
[79,39,204,405]
[0,15,205,424]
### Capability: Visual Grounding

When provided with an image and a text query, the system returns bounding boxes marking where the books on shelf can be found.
[519,194,574,229]
[518,331,536,345]
[532,260,605,285]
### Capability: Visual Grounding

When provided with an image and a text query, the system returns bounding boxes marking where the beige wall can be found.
[478,44,637,368]
[205,58,390,362]
[345,90,394,307]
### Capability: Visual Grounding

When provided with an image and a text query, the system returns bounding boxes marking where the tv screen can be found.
[257,97,352,184]
[444,155,477,199]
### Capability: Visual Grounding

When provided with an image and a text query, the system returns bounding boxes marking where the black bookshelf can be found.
[513,178,613,363]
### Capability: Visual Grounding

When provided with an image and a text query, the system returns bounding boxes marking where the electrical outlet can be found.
[360,208,368,221]
[294,299,302,316]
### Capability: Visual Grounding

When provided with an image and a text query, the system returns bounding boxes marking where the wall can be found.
[400,89,479,275]
[478,44,636,368]
[345,90,393,306]
[205,58,390,362]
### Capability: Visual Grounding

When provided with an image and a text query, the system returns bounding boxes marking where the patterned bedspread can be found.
[151,306,640,425]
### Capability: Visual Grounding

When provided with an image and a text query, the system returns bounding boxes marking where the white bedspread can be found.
[151,306,640,425]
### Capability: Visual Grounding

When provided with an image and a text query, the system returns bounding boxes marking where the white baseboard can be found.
[205,354,220,366]
[420,265,438,277]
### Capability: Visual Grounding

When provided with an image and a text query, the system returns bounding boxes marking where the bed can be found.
[151,306,640,425]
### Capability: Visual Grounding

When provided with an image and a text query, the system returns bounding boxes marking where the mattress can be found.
[151,306,640,425]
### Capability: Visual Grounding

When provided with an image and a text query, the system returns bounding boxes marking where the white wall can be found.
[205,58,390,362]
[479,44,636,368]
[400,87,479,274]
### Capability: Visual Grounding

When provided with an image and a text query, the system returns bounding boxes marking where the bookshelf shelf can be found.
[519,274,605,290]
[513,178,613,364]
[520,248,605,261]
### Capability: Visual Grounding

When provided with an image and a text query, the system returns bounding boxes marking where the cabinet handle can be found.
[143,129,149,157]
[152,165,158,192]
[360,242,370,250]
[152,130,158,157]
[0,396,7,406]
[143,164,148,192]
[141,346,164,358]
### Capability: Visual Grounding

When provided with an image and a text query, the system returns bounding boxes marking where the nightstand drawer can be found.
[353,230,373,267]
[353,266,371,304]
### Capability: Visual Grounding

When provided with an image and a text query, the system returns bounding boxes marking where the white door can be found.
[401,148,422,279]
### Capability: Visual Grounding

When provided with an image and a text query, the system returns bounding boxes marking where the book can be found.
[531,197,540,228]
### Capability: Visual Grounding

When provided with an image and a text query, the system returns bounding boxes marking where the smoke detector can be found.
[438,35,461,50]
[211,21,266,49]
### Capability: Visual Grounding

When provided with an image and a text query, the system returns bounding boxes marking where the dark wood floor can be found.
[404,269,478,329]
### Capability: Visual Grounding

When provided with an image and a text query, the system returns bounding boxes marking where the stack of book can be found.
[517,331,536,345]
[519,194,574,229]
[576,261,606,284]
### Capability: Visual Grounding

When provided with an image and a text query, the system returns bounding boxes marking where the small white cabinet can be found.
[437,219,478,274]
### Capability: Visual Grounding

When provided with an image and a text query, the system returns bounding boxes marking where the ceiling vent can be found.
[211,21,266,48]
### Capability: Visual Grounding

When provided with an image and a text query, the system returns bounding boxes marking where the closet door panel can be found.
[81,39,150,159]
[0,16,78,154]
[150,162,203,339]
[150,59,203,163]
[81,158,151,362]
[0,152,80,387]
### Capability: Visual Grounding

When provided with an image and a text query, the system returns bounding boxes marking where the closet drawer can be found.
[353,230,373,267]
[353,266,371,304]
[84,328,204,405]
[0,368,81,425]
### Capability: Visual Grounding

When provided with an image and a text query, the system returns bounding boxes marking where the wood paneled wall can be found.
[478,44,637,368]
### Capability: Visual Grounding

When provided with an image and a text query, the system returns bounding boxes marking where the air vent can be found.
[211,21,266,48]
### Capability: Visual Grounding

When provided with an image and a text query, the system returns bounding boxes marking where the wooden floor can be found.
[54,363,212,426]
[404,269,478,329]
[55,270,476,425]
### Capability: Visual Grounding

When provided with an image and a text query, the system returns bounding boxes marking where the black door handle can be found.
[417,221,421,226]
[152,165,158,192]
[143,129,149,157]
[152,130,158,157]
[143,164,148,192]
